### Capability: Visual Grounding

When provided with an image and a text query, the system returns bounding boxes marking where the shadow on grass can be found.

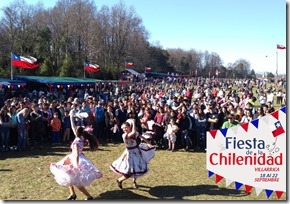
[0,145,69,160]
[96,148,111,152]
[147,184,249,200]
[95,184,249,200]
[96,189,154,200]
[0,169,12,171]
[0,144,113,160]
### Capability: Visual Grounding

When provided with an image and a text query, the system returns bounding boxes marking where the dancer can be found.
[110,118,155,189]
[50,113,103,200]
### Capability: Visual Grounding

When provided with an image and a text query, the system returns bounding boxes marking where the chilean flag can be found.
[11,52,39,69]
[272,121,285,137]
[125,61,134,68]
[277,44,286,50]
[84,61,100,73]
[145,66,151,71]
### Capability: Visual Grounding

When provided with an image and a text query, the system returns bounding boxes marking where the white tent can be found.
[125,68,140,76]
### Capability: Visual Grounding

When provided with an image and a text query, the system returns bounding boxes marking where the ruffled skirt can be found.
[139,143,156,163]
[50,153,102,187]
[110,144,155,178]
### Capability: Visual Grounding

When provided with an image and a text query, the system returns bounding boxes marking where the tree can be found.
[203,52,223,78]
[0,0,256,80]
[233,59,251,79]
[40,58,54,76]
[147,45,170,73]
[267,72,275,78]
[248,69,256,79]
[1,0,40,76]
[59,55,74,77]
[96,2,148,75]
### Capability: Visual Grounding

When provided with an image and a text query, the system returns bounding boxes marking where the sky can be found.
[0,0,287,75]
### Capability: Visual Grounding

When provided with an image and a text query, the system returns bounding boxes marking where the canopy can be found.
[0,81,10,86]
[0,78,26,86]
[13,75,103,85]
[125,68,140,76]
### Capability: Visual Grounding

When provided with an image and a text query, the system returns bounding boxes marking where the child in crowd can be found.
[163,118,179,152]
[51,112,62,144]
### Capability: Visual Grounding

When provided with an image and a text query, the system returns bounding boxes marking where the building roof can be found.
[124,68,140,76]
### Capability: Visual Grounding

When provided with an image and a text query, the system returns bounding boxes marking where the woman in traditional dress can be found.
[110,118,155,189]
[50,113,103,200]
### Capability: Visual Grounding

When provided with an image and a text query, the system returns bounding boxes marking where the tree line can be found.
[0,0,257,79]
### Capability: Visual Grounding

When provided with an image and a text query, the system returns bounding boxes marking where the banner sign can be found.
[206,107,286,199]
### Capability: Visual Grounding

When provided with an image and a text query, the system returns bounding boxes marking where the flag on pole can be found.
[11,52,39,69]
[125,61,134,68]
[277,44,286,49]
[145,66,151,71]
[84,61,100,73]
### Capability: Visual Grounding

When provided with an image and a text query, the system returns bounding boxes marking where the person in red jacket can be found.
[51,112,62,144]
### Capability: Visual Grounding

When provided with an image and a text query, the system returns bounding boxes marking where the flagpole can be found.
[10,52,13,80]
[84,62,86,78]
[276,49,278,85]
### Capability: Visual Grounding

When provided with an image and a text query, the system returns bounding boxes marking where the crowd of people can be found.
[0,77,286,153]
[0,76,286,199]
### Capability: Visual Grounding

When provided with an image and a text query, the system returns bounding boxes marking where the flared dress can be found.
[110,132,156,178]
[50,137,103,187]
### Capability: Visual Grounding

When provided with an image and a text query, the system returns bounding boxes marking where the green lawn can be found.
[0,143,286,200]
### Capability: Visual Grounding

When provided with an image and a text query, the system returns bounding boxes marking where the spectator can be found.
[51,112,62,145]
[206,104,220,131]
[153,106,165,148]
[62,110,72,142]
[240,110,254,124]
[8,105,18,150]
[163,117,179,152]
[221,114,239,128]
[0,107,11,152]
[29,103,45,149]
[194,107,207,151]
[16,108,29,151]
[115,103,127,133]
[104,105,116,143]
[177,112,192,151]
[93,100,105,144]
[140,107,151,132]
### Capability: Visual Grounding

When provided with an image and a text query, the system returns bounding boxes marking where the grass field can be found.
[0,143,286,201]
